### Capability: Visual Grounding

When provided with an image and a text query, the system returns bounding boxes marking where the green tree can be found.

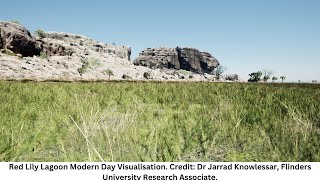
[248,71,262,82]
[77,67,86,77]
[262,70,273,82]
[280,76,286,83]
[104,69,114,80]
[272,76,278,82]
[35,29,46,38]
[213,65,227,80]
[77,59,89,77]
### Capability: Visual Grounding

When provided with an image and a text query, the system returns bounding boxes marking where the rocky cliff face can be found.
[36,32,131,60]
[132,47,180,69]
[134,47,219,73]
[0,22,40,57]
[0,21,239,82]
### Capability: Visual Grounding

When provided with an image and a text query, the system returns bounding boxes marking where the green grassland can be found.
[0,81,319,162]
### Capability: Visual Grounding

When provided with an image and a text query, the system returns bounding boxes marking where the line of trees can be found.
[248,69,286,83]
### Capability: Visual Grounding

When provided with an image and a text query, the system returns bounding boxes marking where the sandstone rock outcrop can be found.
[133,47,180,69]
[0,22,40,57]
[200,52,220,72]
[134,47,219,73]
[0,21,238,82]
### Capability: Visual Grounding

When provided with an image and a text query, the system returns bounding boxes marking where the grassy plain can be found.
[0,81,319,161]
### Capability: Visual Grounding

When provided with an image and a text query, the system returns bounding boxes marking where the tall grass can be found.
[0,82,319,161]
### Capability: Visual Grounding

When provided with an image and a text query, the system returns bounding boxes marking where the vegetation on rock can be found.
[103,69,114,80]
[0,49,16,56]
[35,29,46,38]
[39,51,48,59]
[213,65,226,80]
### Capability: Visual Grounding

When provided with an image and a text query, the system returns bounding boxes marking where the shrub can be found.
[122,74,131,80]
[77,59,89,76]
[90,58,102,68]
[280,76,286,83]
[39,51,48,59]
[213,65,227,80]
[262,70,273,82]
[1,49,16,56]
[272,77,278,82]
[248,71,262,82]
[10,20,21,25]
[35,29,46,38]
[143,71,152,79]
[103,69,114,80]
[77,67,86,76]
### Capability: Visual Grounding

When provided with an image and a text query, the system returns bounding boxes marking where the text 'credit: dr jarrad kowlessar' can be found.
[9,163,311,172]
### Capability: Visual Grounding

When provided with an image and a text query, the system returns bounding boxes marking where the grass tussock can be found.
[0,82,319,162]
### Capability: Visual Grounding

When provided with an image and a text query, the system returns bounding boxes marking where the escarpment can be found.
[0,21,240,82]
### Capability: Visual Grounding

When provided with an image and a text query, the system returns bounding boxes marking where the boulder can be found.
[0,21,40,57]
[134,47,219,73]
[143,71,152,79]
[178,47,202,72]
[200,52,219,72]
[122,74,131,79]
[225,74,239,81]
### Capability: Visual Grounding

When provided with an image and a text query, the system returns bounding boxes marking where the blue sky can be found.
[1,0,320,82]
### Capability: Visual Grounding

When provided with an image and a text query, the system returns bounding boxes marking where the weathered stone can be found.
[122,74,131,79]
[36,39,73,56]
[0,23,228,82]
[225,74,239,81]
[134,47,219,73]
[35,31,131,61]
[0,21,40,57]
[200,52,220,72]
[143,71,152,79]
[178,47,202,73]
[134,47,180,69]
